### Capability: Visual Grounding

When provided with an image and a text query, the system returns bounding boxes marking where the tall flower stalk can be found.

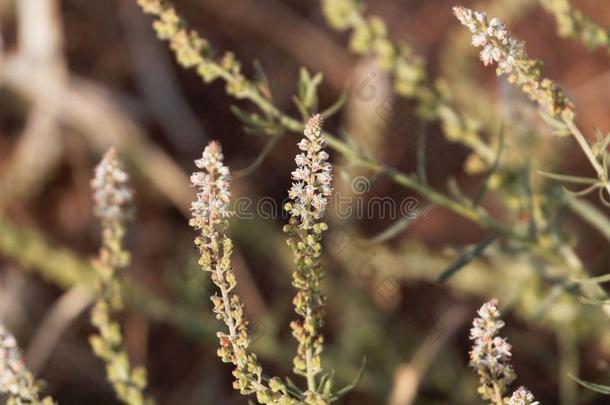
[469,299,538,405]
[189,142,294,404]
[90,148,153,405]
[453,5,610,204]
[0,322,54,405]
[284,115,332,398]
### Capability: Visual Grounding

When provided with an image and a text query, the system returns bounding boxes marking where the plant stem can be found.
[492,382,504,405]
[306,347,316,392]
[565,119,610,196]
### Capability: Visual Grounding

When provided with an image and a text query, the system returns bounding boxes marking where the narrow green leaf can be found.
[321,91,347,120]
[303,72,323,112]
[563,183,602,197]
[572,273,610,284]
[318,371,335,397]
[234,133,285,178]
[365,204,433,244]
[296,68,323,116]
[565,195,610,242]
[332,358,366,401]
[569,374,610,395]
[437,235,497,283]
[537,170,599,185]
[416,122,428,185]
[283,377,304,399]
[253,59,273,102]
[293,95,310,121]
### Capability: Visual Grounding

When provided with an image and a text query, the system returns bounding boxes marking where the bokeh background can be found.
[1,0,610,403]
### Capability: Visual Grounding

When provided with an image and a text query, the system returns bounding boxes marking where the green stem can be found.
[306,347,316,393]
[565,119,610,196]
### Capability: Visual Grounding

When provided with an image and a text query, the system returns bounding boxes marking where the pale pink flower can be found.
[287,115,333,225]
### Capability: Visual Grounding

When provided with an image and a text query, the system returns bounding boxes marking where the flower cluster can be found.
[508,386,539,405]
[190,142,292,404]
[469,299,537,404]
[0,322,54,405]
[189,141,231,230]
[90,149,152,405]
[91,147,133,226]
[453,5,574,119]
[284,115,332,398]
[288,114,333,225]
[469,298,515,401]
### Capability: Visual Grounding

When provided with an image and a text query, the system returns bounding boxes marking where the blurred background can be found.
[1,0,610,403]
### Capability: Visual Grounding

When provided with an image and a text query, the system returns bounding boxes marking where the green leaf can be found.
[253,59,273,102]
[320,91,347,120]
[536,170,599,185]
[569,374,610,395]
[365,204,433,244]
[283,377,304,398]
[318,371,335,397]
[572,273,610,284]
[332,358,366,401]
[565,194,610,242]
[293,95,310,121]
[540,111,570,136]
[234,133,285,178]
[416,122,428,185]
[437,235,497,283]
[295,68,323,118]
[230,105,282,135]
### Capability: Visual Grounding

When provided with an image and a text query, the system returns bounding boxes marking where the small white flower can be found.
[474,11,487,23]
[509,386,539,405]
[295,153,308,166]
[292,167,310,181]
[472,32,488,47]
[488,18,508,41]
[289,182,305,200]
[480,45,495,66]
